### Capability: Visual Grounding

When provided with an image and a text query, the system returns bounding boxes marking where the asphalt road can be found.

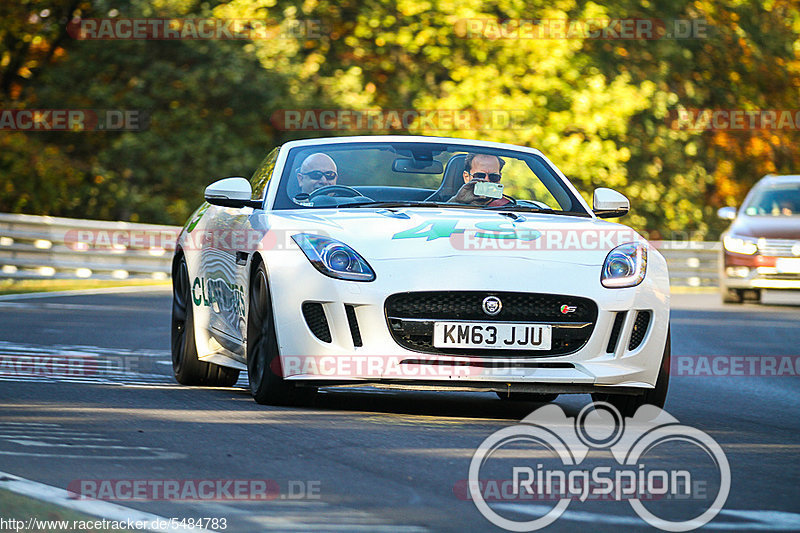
[0,287,799,532]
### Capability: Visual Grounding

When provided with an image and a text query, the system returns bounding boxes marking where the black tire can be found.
[247,261,314,405]
[496,392,559,403]
[591,329,670,417]
[722,288,743,304]
[171,255,240,387]
[742,289,761,303]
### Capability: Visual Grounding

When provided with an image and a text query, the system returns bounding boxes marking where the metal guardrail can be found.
[0,213,178,280]
[0,213,721,287]
[651,240,721,288]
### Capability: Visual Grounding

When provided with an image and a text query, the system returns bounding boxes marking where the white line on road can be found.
[492,503,800,530]
[7,439,161,450]
[0,470,211,531]
[0,434,115,441]
[0,422,60,427]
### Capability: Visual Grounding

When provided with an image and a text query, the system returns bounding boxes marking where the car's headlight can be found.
[601,242,647,288]
[722,235,758,255]
[292,233,375,281]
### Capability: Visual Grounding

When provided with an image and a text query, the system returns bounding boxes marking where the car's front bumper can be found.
[720,251,800,290]
[262,250,671,392]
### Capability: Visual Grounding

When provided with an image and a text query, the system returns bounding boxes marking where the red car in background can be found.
[718,174,800,303]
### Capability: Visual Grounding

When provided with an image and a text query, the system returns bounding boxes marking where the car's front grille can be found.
[385,291,597,357]
[758,238,800,257]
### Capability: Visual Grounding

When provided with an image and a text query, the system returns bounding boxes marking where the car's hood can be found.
[729,215,800,240]
[262,208,643,265]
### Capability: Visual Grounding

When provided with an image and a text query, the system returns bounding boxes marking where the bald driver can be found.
[297,153,338,194]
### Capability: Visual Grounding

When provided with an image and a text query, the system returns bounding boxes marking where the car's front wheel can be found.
[247,261,314,405]
[722,288,743,304]
[591,329,671,417]
[171,255,240,386]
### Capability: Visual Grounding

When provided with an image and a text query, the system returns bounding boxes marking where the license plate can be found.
[776,258,800,273]
[433,322,552,350]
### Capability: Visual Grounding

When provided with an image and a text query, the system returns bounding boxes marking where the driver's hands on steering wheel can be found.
[307,184,363,198]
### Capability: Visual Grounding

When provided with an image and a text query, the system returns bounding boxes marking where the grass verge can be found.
[0,279,171,296]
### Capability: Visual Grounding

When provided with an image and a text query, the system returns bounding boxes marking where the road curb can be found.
[0,470,211,531]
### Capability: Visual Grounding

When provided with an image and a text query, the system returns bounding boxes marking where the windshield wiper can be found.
[498,211,525,221]
[348,201,455,209]
[486,204,592,217]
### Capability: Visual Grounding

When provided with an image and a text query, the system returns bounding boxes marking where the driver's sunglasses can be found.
[470,172,502,183]
[301,170,337,181]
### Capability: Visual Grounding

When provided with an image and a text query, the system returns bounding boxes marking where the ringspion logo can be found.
[468,403,729,531]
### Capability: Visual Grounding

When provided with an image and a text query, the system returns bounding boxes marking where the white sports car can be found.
[171,135,670,414]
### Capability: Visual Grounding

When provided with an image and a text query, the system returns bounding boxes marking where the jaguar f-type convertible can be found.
[171,136,670,415]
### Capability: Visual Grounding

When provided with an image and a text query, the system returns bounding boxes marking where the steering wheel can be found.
[308,185,363,199]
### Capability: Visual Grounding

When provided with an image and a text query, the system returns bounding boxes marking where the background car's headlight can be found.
[723,235,758,255]
[601,242,647,288]
[292,234,375,281]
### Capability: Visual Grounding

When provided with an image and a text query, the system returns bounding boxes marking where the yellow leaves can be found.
[747,136,770,157]
[715,160,734,185]
[395,0,434,18]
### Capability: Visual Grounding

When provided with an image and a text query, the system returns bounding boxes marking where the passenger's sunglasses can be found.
[470,172,502,183]
[301,170,337,181]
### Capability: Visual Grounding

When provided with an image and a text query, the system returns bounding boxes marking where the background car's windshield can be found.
[743,183,800,216]
[273,142,587,214]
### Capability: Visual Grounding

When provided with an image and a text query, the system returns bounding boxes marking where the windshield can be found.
[272,141,589,215]
[743,183,800,217]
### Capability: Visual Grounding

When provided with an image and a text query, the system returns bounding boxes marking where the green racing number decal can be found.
[392,219,541,241]
[392,219,464,241]
[185,203,210,233]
